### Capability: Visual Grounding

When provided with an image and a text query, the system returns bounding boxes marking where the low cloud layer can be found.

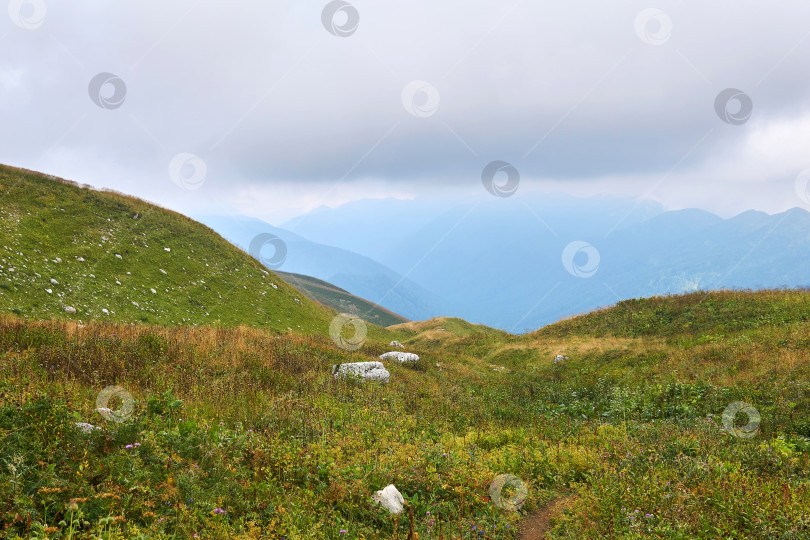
[3,0,810,222]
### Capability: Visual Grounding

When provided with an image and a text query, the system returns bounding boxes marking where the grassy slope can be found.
[0,166,807,538]
[0,165,362,337]
[275,271,409,328]
[1,290,808,538]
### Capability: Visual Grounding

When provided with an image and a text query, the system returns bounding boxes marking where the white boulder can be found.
[50,278,59,285]
[332,362,390,383]
[380,351,419,363]
[372,484,405,514]
[389,341,405,349]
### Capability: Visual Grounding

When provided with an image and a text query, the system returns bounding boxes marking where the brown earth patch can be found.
[519,495,576,539]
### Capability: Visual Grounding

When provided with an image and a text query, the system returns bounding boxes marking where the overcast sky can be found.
[3,0,810,223]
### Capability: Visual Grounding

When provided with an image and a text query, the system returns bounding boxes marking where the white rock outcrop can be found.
[332,362,390,383]
[380,351,419,363]
[389,341,405,349]
[372,484,405,514]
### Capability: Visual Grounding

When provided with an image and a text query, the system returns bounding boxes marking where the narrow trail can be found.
[518,495,576,540]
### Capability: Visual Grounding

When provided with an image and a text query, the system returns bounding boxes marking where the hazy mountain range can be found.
[199,194,810,332]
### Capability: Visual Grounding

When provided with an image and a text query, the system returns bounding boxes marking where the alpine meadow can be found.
[3,1,810,539]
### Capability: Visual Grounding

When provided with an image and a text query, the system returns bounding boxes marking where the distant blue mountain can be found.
[195,214,452,322]
[278,194,810,332]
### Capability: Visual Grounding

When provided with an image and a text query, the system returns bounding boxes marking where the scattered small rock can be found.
[115,253,122,259]
[164,247,171,252]
[54,257,62,263]
[102,308,109,314]
[76,257,85,262]
[554,355,569,364]
[45,288,53,294]
[389,341,405,349]
[74,422,101,435]
[63,306,77,314]
[50,278,58,285]
[372,484,405,514]
[332,362,390,383]
[159,269,167,275]
[150,288,157,294]
[380,351,419,363]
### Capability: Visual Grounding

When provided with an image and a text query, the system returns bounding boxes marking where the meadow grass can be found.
[1,289,810,538]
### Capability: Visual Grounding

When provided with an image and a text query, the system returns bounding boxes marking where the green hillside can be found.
[275,271,408,327]
[533,288,810,338]
[0,165,345,335]
[2,289,808,538]
[0,167,808,539]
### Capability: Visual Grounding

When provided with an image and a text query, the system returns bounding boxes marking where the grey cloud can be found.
[2,0,810,217]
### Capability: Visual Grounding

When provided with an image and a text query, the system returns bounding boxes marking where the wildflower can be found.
[213,508,226,514]
[134,442,141,447]
[339,530,346,535]
[125,444,133,449]
[426,511,430,516]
